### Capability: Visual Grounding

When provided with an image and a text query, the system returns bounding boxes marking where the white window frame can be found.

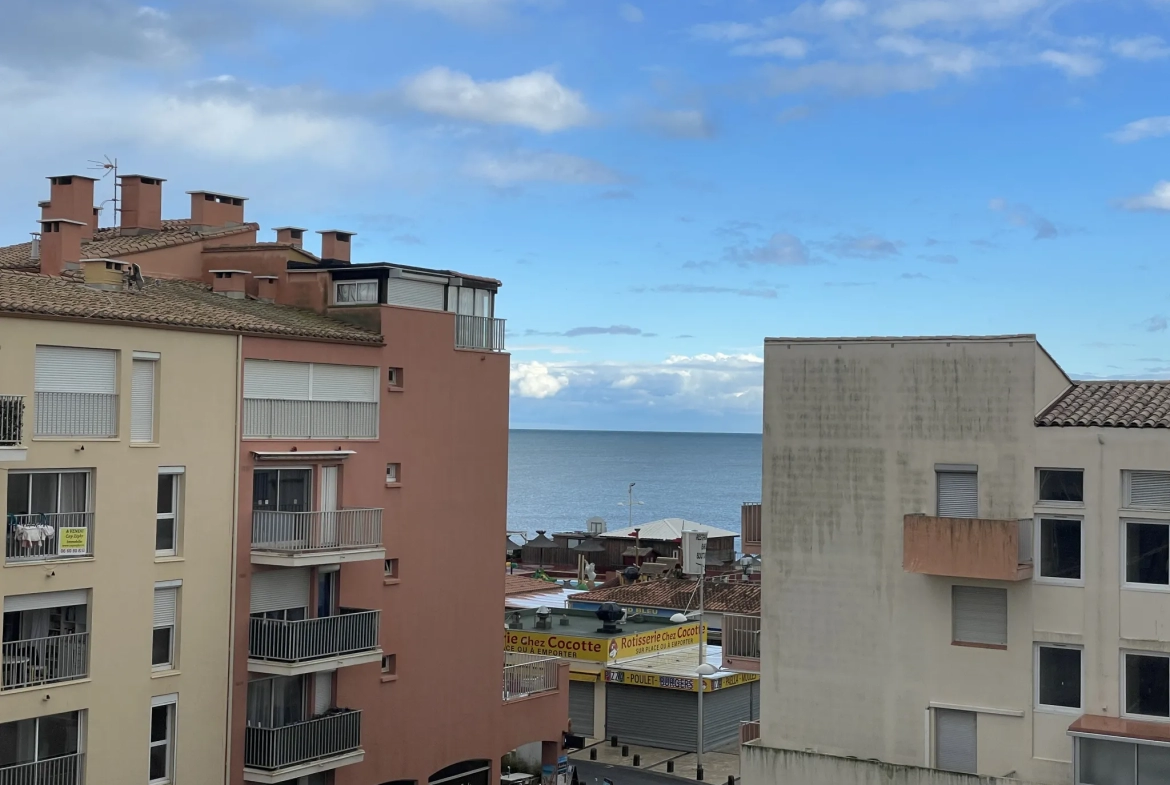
[386,463,400,484]
[1034,643,1083,714]
[5,468,93,514]
[149,693,177,785]
[1036,467,1085,507]
[1034,515,1085,587]
[1122,470,1170,511]
[1121,649,1170,721]
[333,279,379,305]
[156,467,183,558]
[152,581,181,672]
[1122,518,1170,593]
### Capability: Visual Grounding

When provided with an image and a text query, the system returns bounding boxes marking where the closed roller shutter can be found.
[35,346,116,393]
[131,359,156,443]
[935,709,977,774]
[569,681,595,737]
[250,568,310,613]
[952,586,1007,646]
[385,279,445,311]
[153,587,177,627]
[243,360,310,400]
[5,589,88,613]
[702,684,753,751]
[1127,471,1170,510]
[749,681,760,720]
[937,471,978,518]
[310,364,377,402]
[606,684,696,751]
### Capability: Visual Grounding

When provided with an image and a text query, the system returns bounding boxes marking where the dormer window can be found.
[334,280,378,305]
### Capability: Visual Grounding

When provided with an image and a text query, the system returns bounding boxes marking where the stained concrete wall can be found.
[742,744,1046,785]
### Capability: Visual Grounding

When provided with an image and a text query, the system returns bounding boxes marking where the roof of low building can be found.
[505,574,563,596]
[568,579,761,615]
[599,518,739,541]
[0,220,258,270]
[0,270,382,343]
[1037,381,1170,428]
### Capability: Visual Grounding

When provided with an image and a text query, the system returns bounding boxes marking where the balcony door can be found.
[253,469,312,548]
[319,467,338,547]
[0,710,83,773]
[247,675,306,730]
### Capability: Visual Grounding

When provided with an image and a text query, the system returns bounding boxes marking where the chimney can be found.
[48,175,98,239]
[317,230,354,264]
[274,226,305,248]
[38,219,86,276]
[89,207,101,237]
[80,259,130,292]
[39,201,52,220]
[210,270,248,298]
[119,175,165,234]
[188,191,246,231]
[255,275,279,302]
[29,233,41,262]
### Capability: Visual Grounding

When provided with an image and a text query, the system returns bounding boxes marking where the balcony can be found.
[741,502,761,555]
[0,396,26,462]
[1,633,89,691]
[244,709,363,783]
[0,753,84,785]
[34,392,117,438]
[243,399,378,440]
[721,614,760,673]
[502,652,560,702]
[903,514,1033,581]
[249,609,381,675]
[455,314,506,352]
[5,513,94,563]
[251,509,384,566]
[740,720,760,745]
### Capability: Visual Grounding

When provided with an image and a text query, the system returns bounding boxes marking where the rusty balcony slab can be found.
[903,514,1033,582]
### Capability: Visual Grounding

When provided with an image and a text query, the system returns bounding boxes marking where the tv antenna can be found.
[618,482,644,530]
[88,156,118,230]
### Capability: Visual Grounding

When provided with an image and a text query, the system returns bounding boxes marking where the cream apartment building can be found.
[745,335,1170,785]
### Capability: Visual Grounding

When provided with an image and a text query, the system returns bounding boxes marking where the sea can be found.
[507,429,762,542]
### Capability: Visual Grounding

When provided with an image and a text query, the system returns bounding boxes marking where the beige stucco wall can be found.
[0,316,238,783]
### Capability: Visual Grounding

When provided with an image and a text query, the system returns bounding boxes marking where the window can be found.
[156,469,182,557]
[247,675,306,728]
[334,280,378,305]
[388,367,403,388]
[934,709,976,774]
[34,346,118,438]
[952,585,1007,647]
[242,360,379,439]
[1,594,89,689]
[5,470,92,561]
[152,583,179,671]
[1075,737,1170,785]
[937,468,978,518]
[1124,470,1170,510]
[1037,517,1082,582]
[0,711,82,770]
[384,558,398,579]
[1036,644,1081,710]
[1038,469,1083,503]
[131,354,159,443]
[386,463,400,484]
[149,696,176,784]
[1126,521,1170,587]
[1125,652,1170,718]
[381,654,396,675]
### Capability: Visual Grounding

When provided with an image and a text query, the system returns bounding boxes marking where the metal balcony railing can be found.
[6,513,94,562]
[455,315,506,352]
[0,753,84,785]
[502,651,559,701]
[244,710,362,772]
[1,633,89,690]
[722,614,761,660]
[249,609,380,664]
[242,399,378,440]
[0,395,24,446]
[251,509,382,553]
[34,392,117,438]
[740,720,760,745]
[741,502,761,548]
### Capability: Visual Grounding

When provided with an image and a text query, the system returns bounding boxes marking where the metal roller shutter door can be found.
[606,684,696,752]
[702,684,752,751]
[385,279,445,310]
[749,681,760,720]
[937,471,978,518]
[250,568,310,613]
[935,709,977,773]
[569,682,595,737]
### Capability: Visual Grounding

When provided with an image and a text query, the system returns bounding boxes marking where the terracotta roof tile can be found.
[1037,382,1170,428]
[0,270,381,344]
[0,221,258,270]
[505,575,563,596]
[570,579,760,615]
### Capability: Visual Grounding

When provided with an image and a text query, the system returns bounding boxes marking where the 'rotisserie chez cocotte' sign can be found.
[504,622,703,662]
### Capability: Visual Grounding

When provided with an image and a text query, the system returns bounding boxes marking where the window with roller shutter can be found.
[242,360,378,439]
[34,345,118,438]
[1125,471,1170,510]
[937,468,978,518]
[952,585,1007,647]
[935,709,977,774]
[131,357,157,443]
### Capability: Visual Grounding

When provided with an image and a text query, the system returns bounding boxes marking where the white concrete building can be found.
[743,335,1170,785]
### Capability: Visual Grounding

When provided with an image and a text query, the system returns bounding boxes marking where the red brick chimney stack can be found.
[274,227,306,249]
[47,175,98,240]
[317,230,354,264]
[188,191,246,231]
[38,218,86,277]
[119,175,166,234]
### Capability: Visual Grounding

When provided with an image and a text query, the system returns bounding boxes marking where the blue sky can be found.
[2,0,1170,433]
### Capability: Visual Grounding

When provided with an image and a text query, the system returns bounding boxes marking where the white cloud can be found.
[1112,36,1170,60]
[878,0,1047,29]
[822,0,867,20]
[689,21,767,42]
[511,362,570,398]
[767,60,946,95]
[465,150,624,185]
[642,109,717,139]
[876,34,984,74]
[725,233,811,265]
[509,344,587,355]
[1109,116,1170,144]
[1120,181,1170,212]
[1039,49,1103,78]
[731,37,809,58]
[400,67,590,132]
[619,3,643,23]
